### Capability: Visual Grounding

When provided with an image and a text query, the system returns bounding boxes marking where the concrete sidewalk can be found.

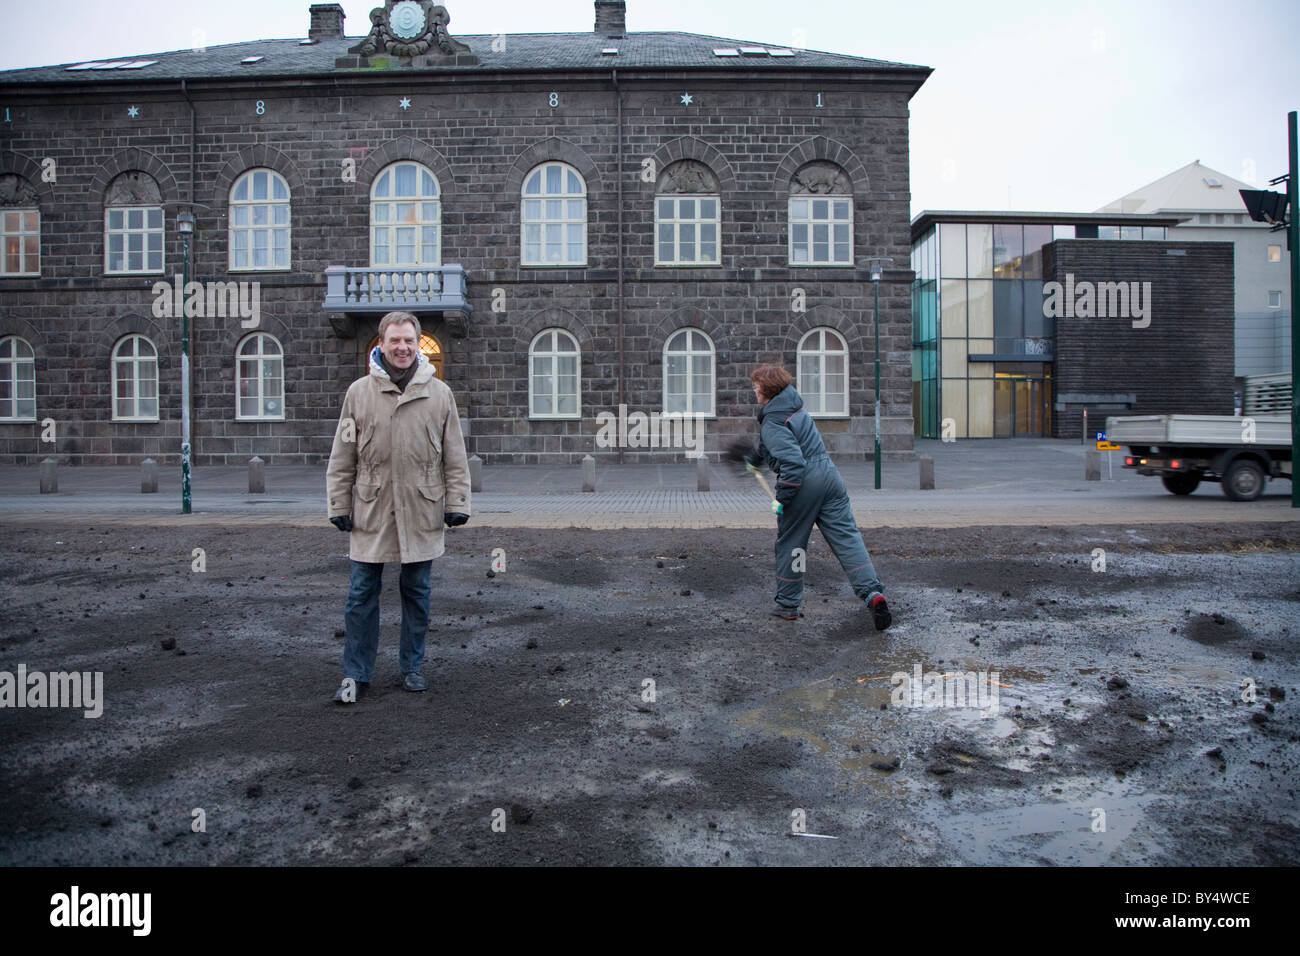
[1,439,1296,528]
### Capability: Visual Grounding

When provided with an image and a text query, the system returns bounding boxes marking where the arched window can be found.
[1,174,40,276]
[797,328,849,416]
[655,161,720,266]
[521,162,586,266]
[236,332,284,420]
[371,162,440,267]
[104,171,164,275]
[229,168,290,270]
[663,328,715,416]
[111,334,159,421]
[529,329,580,418]
[0,336,36,421]
[788,162,853,266]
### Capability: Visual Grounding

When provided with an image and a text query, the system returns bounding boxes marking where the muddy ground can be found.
[0,520,1297,866]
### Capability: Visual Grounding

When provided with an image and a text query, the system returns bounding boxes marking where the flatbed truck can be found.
[1106,414,1292,501]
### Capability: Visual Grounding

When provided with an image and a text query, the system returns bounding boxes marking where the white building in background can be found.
[1098,160,1292,378]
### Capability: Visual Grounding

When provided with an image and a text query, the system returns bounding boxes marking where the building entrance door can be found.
[993,364,1052,436]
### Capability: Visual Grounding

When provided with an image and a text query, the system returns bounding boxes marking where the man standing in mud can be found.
[326,311,471,703]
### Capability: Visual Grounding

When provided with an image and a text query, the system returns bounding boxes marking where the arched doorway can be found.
[366,332,444,379]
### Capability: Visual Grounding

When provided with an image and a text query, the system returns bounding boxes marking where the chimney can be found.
[308,3,346,41]
[594,0,626,37]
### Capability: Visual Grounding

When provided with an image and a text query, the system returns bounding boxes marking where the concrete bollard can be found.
[1085,449,1100,481]
[469,454,483,493]
[696,454,710,492]
[581,454,596,493]
[141,458,158,494]
[248,456,266,494]
[39,457,57,494]
[918,455,935,490]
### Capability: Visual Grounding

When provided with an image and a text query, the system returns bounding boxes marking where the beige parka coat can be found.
[326,347,471,563]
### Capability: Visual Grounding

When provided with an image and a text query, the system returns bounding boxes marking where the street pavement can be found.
[0,438,1296,528]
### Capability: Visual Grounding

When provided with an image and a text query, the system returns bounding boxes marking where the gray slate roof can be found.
[0,32,929,85]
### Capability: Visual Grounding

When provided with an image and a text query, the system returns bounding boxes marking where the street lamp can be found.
[177,209,195,514]
[863,256,893,490]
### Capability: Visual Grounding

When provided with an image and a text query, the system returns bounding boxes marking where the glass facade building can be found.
[911,214,1171,438]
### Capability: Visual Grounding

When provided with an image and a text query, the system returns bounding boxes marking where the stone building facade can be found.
[0,1,929,465]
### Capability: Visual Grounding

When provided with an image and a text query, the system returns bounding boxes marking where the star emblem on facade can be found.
[127,106,140,118]
[680,93,694,106]
[398,97,412,110]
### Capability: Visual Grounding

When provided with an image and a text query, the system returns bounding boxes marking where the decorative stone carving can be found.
[791,161,851,195]
[658,161,719,194]
[352,1,470,57]
[0,174,39,207]
[106,172,162,205]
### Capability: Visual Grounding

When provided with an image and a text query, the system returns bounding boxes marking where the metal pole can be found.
[181,229,192,514]
[873,274,882,490]
[1288,110,1298,509]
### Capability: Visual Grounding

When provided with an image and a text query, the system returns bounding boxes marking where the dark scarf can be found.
[379,353,417,393]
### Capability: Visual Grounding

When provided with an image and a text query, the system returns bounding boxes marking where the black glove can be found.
[444,513,470,527]
[330,515,353,532]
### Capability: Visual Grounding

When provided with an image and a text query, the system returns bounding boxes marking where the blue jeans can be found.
[342,560,432,682]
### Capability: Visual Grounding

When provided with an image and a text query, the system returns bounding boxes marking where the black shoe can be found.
[868,594,892,632]
[770,603,800,620]
[332,678,368,704]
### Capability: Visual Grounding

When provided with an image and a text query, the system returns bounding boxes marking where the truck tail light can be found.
[1125,457,1135,466]
[1170,459,1181,469]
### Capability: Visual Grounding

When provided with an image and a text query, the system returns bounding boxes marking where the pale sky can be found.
[1,0,1296,217]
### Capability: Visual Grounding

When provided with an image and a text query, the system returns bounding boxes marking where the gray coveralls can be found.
[748,384,885,611]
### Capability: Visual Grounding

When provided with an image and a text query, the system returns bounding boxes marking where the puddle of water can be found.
[928,790,1161,865]
[840,753,896,774]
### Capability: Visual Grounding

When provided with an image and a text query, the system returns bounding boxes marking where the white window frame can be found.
[229,168,291,272]
[111,334,159,422]
[1,208,40,276]
[370,162,440,268]
[528,328,581,419]
[788,195,853,266]
[655,195,720,266]
[521,162,587,267]
[797,327,850,417]
[1267,245,1282,263]
[236,332,285,421]
[662,328,715,417]
[0,335,36,421]
[1268,290,1283,309]
[105,205,164,275]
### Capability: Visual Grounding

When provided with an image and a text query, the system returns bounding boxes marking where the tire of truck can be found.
[1161,472,1201,495]
[1222,459,1266,501]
